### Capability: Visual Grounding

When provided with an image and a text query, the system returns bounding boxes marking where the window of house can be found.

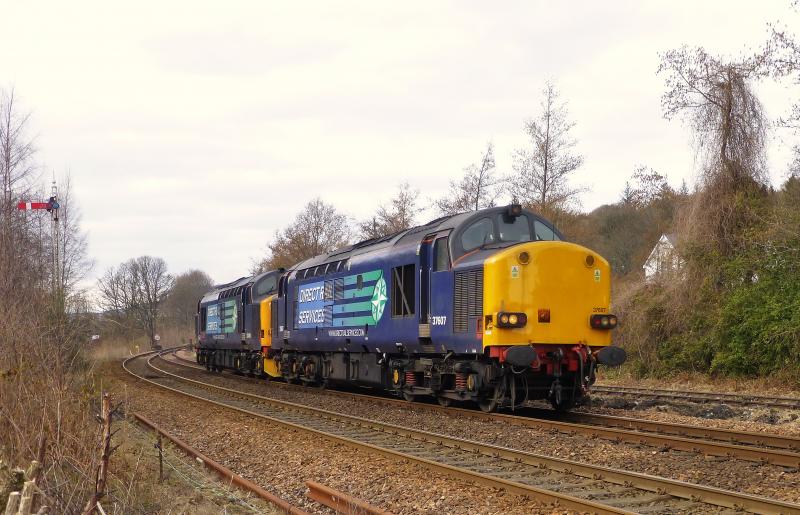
[433,238,450,271]
[460,218,494,252]
[391,264,415,317]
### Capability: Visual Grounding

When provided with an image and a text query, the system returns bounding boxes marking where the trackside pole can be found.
[16,178,61,301]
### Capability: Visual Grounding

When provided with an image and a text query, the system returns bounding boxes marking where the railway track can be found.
[166,349,800,467]
[125,350,800,514]
[591,385,800,410]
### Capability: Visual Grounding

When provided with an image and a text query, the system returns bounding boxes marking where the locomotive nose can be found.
[482,241,614,348]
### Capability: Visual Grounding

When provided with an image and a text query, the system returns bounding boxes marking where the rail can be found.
[166,348,800,465]
[124,351,800,514]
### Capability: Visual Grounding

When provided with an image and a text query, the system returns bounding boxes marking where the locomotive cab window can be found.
[534,220,559,241]
[497,214,531,242]
[391,264,415,317]
[254,274,277,298]
[460,218,494,252]
[433,237,450,272]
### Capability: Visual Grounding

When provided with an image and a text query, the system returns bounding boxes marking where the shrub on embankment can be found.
[611,178,800,385]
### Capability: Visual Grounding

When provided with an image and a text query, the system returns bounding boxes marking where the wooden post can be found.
[4,492,20,515]
[156,435,163,483]
[81,393,113,515]
[17,481,35,515]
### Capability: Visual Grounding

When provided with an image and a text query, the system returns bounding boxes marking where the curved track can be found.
[124,349,800,514]
[168,349,800,466]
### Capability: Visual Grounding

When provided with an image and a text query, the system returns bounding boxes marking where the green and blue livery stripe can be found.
[342,285,374,300]
[343,270,383,286]
[332,301,372,314]
[332,315,376,326]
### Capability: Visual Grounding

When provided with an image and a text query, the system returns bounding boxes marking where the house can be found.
[643,233,682,281]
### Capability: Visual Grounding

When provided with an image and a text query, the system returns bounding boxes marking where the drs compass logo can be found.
[371,276,387,322]
[295,269,388,331]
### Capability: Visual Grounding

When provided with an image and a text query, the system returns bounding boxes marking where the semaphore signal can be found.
[16,180,62,300]
[16,197,59,213]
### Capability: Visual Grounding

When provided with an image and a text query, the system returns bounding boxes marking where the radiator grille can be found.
[454,269,483,332]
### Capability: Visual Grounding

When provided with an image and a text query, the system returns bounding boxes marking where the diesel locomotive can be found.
[195,204,625,411]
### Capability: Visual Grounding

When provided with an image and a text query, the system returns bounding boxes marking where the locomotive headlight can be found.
[518,251,530,265]
[590,314,618,330]
[497,312,527,328]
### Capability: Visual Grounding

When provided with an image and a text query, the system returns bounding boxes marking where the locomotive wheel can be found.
[402,391,416,402]
[478,396,498,413]
[436,395,452,407]
[478,379,506,413]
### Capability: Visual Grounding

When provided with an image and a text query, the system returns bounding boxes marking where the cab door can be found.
[418,236,434,327]
[429,236,455,350]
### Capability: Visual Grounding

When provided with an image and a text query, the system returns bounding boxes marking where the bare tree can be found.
[51,174,92,305]
[511,81,584,217]
[0,88,110,514]
[129,256,173,346]
[766,19,800,174]
[659,46,768,185]
[628,165,672,206]
[0,88,37,221]
[0,88,39,300]
[97,256,174,346]
[163,269,214,330]
[436,142,500,215]
[659,46,769,251]
[358,182,420,239]
[254,198,351,271]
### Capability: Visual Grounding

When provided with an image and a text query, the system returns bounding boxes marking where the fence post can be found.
[17,481,35,515]
[157,435,163,483]
[4,492,20,515]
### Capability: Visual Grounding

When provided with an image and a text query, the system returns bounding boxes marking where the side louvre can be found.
[454,268,483,333]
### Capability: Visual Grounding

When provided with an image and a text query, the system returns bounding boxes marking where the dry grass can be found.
[102,416,279,514]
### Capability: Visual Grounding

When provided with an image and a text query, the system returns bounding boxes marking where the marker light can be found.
[590,314,618,329]
[497,312,527,328]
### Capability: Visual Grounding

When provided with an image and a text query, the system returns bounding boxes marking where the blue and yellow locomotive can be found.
[196,204,625,411]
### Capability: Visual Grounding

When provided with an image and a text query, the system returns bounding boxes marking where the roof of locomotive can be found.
[198,271,272,305]
[288,205,553,274]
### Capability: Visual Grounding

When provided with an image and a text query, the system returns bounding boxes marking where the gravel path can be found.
[156,356,800,504]
[109,363,564,515]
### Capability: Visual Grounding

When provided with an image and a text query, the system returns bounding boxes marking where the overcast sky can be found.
[2,2,798,285]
